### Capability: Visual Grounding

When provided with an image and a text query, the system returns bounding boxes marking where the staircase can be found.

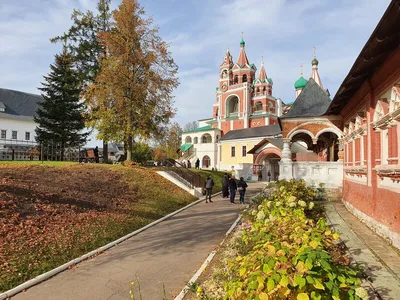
[156,159,205,197]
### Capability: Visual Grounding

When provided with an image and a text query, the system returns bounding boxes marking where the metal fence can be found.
[0,139,80,162]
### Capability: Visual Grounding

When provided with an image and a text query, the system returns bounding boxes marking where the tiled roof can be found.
[0,88,43,118]
[280,78,331,118]
[219,124,281,141]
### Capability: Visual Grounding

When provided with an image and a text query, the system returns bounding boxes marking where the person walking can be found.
[205,175,214,203]
[258,169,263,181]
[195,158,200,169]
[237,177,248,204]
[229,176,237,203]
[94,146,99,163]
[187,160,191,168]
[222,173,229,198]
[267,170,271,182]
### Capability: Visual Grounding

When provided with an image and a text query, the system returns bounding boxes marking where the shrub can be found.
[199,180,368,300]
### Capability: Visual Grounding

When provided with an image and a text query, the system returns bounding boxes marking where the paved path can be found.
[12,182,265,300]
[325,200,400,299]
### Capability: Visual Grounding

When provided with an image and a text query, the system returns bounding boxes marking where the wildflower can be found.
[289,202,296,208]
[196,286,203,295]
[288,196,297,202]
[308,202,315,210]
[275,201,282,207]
[256,211,266,220]
[251,210,257,216]
[298,200,307,207]
[258,204,263,210]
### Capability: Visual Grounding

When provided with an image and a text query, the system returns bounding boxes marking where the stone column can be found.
[337,138,344,162]
[279,138,293,180]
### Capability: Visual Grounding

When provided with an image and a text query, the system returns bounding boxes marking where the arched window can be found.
[215,108,219,118]
[227,96,239,117]
[242,74,247,83]
[374,102,384,122]
[263,87,266,95]
[201,134,212,143]
[234,75,238,84]
[202,156,211,168]
[216,135,220,143]
[256,87,260,95]
[193,137,198,144]
[254,102,263,113]
[221,70,228,79]
[185,136,192,143]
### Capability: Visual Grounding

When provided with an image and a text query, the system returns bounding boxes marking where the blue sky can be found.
[0,0,391,146]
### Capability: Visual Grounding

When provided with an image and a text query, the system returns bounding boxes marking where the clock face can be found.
[221,83,228,92]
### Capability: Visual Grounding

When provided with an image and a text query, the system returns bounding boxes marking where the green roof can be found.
[267,78,273,85]
[294,76,308,89]
[180,143,193,152]
[183,125,220,133]
[240,39,245,47]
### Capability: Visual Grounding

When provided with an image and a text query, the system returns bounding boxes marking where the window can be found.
[254,102,263,113]
[25,132,30,140]
[185,136,192,143]
[231,146,236,157]
[227,96,239,117]
[234,75,238,84]
[0,130,5,139]
[242,146,247,157]
[242,74,247,83]
[201,134,212,143]
[12,131,17,140]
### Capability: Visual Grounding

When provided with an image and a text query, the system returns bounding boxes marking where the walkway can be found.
[325,200,400,299]
[11,182,265,300]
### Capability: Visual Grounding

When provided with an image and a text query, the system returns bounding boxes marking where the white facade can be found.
[180,128,221,169]
[0,115,37,142]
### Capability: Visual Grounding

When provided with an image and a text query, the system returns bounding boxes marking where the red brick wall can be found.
[363,135,368,165]
[355,138,361,166]
[388,126,398,165]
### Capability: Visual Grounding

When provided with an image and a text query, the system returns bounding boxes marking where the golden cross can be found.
[313,46,316,58]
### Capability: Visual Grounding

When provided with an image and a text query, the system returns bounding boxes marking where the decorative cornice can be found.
[344,166,367,175]
[373,165,400,182]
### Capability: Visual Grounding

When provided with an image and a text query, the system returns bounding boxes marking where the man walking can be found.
[205,175,214,203]
[237,177,248,204]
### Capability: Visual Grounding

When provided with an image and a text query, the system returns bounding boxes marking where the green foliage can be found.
[198,180,368,300]
[35,50,88,159]
[131,142,152,164]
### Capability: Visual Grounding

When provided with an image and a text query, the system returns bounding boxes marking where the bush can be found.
[198,180,368,300]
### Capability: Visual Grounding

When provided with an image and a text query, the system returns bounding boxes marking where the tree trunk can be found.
[61,142,65,161]
[126,135,133,161]
[103,140,108,163]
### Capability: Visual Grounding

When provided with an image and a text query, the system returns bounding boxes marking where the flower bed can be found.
[195,180,368,300]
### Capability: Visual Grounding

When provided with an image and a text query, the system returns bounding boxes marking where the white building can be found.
[0,88,42,160]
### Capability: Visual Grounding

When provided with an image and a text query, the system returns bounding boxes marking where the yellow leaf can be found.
[267,245,276,256]
[279,276,289,287]
[309,240,319,249]
[236,256,243,261]
[297,293,310,300]
[259,292,269,300]
[296,261,308,273]
[313,279,325,290]
[332,232,340,240]
[325,230,332,235]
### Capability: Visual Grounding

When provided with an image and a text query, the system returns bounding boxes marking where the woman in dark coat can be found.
[222,173,229,198]
[229,176,237,204]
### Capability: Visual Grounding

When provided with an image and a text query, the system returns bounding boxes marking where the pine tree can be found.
[35,50,88,161]
[88,0,179,161]
[51,0,113,161]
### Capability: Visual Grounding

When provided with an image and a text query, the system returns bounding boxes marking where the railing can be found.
[161,158,205,189]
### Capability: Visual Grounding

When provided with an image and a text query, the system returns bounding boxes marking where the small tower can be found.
[294,64,308,98]
[310,46,323,89]
[219,49,233,91]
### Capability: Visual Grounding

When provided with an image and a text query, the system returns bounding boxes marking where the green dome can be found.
[312,58,319,66]
[240,39,245,47]
[294,76,308,89]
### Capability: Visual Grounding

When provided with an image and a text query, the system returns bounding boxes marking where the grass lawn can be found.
[0,163,196,292]
[191,169,227,193]
[0,160,77,166]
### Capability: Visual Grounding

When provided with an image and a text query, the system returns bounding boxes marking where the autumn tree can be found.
[35,50,88,160]
[51,0,113,161]
[183,121,199,132]
[159,122,182,159]
[88,0,178,161]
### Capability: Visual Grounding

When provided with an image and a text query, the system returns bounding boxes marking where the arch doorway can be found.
[202,155,211,168]
[261,153,281,181]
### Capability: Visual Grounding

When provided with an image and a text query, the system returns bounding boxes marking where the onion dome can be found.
[312,58,319,66]
[294,76,308,89]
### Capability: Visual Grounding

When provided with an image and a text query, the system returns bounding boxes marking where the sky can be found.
[0,0,392,146]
